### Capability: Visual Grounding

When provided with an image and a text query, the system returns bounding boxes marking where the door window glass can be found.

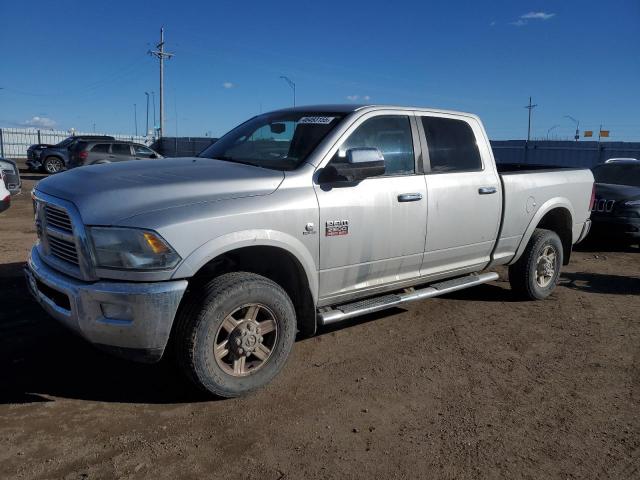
[134,145,155,157]
[111,144,131,155]
[338,116,415,175]
[90,144,110,153]
[421,116,482,173]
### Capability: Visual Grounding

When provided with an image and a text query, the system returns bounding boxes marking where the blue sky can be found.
[0,0,638,141]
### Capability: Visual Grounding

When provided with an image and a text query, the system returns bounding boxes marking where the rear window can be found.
[593,164,640,187]
[421,116,482,173]
[90,144,110,153]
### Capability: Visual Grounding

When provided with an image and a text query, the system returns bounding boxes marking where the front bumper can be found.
[25,246,188,363]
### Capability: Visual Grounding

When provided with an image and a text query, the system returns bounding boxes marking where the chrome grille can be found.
[47,236,79,265]
[592,198,615,213]
[37,201,80,266]
[44,205,73,232]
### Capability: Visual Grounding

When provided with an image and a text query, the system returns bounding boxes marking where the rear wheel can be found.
[43,156,64,174]
[174,272,297,398]
[509,228,563,300]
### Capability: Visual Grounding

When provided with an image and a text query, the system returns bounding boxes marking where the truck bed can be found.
[491,165,594,266]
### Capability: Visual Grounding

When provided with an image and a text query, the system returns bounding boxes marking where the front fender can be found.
[509,197,574,265]
[172,229,319,303]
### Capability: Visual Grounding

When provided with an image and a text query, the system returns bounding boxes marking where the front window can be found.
[592,164,640,187]
[199,111,345,170]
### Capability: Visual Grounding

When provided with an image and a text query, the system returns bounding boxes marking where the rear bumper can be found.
[25,246,188,363]
[590,215,640,239]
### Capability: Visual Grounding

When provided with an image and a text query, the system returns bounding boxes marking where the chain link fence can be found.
[0,128,148,159]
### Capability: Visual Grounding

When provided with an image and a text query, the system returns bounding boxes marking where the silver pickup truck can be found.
[26,105,594,397]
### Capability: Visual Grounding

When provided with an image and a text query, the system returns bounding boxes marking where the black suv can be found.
[68,140,162,169]
[27,135,115,174]
[590,161,640,242]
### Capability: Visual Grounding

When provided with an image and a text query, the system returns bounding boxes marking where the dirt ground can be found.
[1,168,639,480]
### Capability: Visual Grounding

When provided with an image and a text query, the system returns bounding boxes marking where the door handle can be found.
[397,193,423,202]
[478,186,497,195]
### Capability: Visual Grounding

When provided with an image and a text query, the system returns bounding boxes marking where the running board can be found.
[318,272,499,325]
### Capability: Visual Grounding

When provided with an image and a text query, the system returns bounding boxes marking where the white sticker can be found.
[298,116,336,125]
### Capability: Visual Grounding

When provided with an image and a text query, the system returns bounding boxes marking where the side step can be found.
[318,272,499,325]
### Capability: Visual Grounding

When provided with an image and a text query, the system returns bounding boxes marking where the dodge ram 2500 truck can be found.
[25,105,594,397]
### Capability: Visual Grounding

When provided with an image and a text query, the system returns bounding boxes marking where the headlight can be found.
[88,227,181,270]
[623,199,640,207]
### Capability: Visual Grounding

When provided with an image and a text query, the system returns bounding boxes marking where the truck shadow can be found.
[0,261,213,405]
[560,271,640,295]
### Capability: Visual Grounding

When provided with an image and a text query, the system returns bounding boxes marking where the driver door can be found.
[314,113,428,302]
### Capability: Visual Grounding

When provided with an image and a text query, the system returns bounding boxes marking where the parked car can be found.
[589,161,640,241]
[0,157,21,195]
[25,104,594,397]
[27,135,115,174]
[0,171,10,213]
[604,158,638,164]
[67,140,162,168]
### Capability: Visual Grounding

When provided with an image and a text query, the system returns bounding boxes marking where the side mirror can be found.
[323,148,386,183]
[149,153,158,159]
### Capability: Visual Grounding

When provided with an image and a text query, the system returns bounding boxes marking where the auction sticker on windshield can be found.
[299,116,336,124]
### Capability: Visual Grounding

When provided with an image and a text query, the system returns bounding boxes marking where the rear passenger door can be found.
[418,114,501,277]
[111,143,134,162]
[87,143,111,164]
[133,145,157,160]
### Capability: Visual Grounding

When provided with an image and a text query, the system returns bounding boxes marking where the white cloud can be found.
[222,82,235,89]
[521,11,555,20]
[346,95,371,102]
[23,116,56,128]
[490,21,497,27]
[510,19,527,27]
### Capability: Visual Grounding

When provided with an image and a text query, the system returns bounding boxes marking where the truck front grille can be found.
[47,235,79,265]
[44,205,73,233]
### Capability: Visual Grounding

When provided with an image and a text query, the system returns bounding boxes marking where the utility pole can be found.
[524,97,538,142]
[149,27,174,138]
[280,76,296,107]
[144,92,150,136]
[134,103,138,136]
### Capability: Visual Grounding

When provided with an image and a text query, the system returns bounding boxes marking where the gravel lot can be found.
[1,169,639,479]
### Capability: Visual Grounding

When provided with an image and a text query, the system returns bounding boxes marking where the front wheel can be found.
[509,228,563,300]
[43,156,64,174]
[174,272,297,398]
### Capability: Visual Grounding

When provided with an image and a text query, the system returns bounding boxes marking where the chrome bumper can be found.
[25,246,188,363]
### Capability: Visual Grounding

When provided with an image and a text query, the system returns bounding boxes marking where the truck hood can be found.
[36,157,285,224]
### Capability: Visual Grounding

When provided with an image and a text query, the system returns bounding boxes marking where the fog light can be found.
[100,302,133,321]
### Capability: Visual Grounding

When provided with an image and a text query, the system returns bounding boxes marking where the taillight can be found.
[589,183,596,211]
[79,151,88,160]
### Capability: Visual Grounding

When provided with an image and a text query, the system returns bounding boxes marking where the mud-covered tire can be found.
[174,272,297,398]
[509,228,563,300]
[43,156,64,174]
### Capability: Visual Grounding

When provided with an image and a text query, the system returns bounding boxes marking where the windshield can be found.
[592,164,640,187]
[199,111,345,170]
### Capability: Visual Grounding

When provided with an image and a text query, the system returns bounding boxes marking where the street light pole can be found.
[280,76,296,107]
[149,27,174,138]
[144,92,150,137]
[547,124,560,140]
[134,103,138,136]
[564,115,580,142]
[151,91,157,135]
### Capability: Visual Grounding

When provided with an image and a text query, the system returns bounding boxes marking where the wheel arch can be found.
[510,199,574,266]
[174,231,318,336]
